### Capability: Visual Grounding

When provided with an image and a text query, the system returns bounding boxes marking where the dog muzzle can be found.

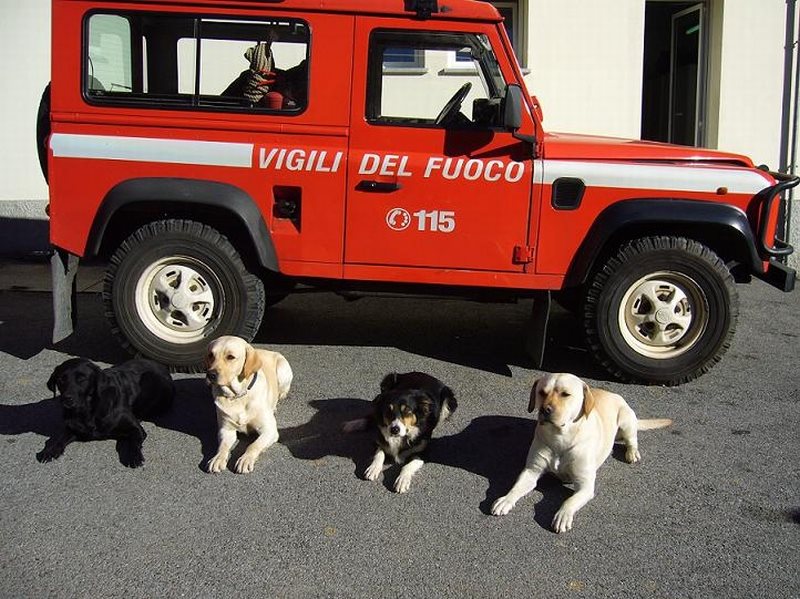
[388,419,407,437]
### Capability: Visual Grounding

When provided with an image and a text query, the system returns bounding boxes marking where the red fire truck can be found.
[40,0,797,384]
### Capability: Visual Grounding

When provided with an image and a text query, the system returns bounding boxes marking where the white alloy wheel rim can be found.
[134,257,220,344]
[617,271,708,359]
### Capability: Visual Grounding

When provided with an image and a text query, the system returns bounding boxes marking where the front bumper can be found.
[757,259,796,292]
[750,171,798,292]
[758,171,799,259]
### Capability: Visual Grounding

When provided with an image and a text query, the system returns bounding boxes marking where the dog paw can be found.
[36,449,59,463]
[122,450,145,469]
[552,508,575,533]
[491,496,516,516]
[364,463,382,481]
[234,453,258,474]
[394,473,413,494]
[207,454,229,473]
[625,446,641,463]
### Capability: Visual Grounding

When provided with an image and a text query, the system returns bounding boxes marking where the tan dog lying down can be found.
[492,373,671,532]
[205,336,293,474]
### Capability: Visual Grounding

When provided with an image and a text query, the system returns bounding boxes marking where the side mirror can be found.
[502,84,523,131]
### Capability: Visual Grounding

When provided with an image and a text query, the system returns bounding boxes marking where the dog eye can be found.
[226,354,236,361]
[561,391,571,397]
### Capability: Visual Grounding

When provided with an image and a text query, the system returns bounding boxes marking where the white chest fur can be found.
[215,398,254,432]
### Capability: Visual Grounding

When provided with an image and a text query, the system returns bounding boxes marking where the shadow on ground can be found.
[258,292,609,379]
[0,287,611,380]
[280,397,573,529]
[0,377,218,471]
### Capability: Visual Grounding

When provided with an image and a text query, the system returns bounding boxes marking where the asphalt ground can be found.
[0,258,798,598]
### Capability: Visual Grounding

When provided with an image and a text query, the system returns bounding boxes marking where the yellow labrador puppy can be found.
[492,373,671,533]
[205,336,293,474]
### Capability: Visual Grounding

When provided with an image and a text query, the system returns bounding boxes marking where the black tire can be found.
[36,83,51,183]
[103,220,265,372]
[583,236,738,385]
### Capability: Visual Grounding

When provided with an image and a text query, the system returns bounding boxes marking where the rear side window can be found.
[85,12,310,113]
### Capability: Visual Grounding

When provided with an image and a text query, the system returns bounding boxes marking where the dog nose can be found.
[206,371,218,384]
[542,404,553,416]
[389,424,401,435]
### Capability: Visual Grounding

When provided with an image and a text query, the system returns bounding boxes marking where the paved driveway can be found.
[1,260,798,598]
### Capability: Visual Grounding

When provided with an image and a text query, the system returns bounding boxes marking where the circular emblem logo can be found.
[385,207,411,231]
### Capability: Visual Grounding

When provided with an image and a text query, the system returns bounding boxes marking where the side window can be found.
[84,13,309,113]
[367,30,506,128]
[87,14,133,92]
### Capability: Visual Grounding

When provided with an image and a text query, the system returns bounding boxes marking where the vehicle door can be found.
[345,19,535,272]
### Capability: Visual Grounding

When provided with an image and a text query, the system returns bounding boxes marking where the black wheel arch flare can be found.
[86,177,279,271]
[563,198,762,288]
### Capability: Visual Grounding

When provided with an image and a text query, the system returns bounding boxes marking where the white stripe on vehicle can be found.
[543,160,770,195]
[49,134,253,168]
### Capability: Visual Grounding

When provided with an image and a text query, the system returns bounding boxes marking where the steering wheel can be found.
[434,82,472,127]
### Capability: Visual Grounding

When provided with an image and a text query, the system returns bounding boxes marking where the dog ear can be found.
[203,349,213,371]
[371,392,386,411]
[46,361,75,396]
[46,367,60,395]
[379,373,399,393]
[581,382,597,418]
[415,393,434,419]
[527,378,542,413]
[241,344,263,380]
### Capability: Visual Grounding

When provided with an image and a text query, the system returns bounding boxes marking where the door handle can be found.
[356,180,401,193]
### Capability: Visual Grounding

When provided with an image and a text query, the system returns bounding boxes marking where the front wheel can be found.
[583,236,738,385]
[103,220,265,372]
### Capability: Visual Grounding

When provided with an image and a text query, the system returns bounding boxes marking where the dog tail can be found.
[637,418,673,431]
[276,355,293,401]
[437,386,457,425]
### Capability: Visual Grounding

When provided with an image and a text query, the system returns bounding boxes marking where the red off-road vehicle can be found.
[41,0,797,384]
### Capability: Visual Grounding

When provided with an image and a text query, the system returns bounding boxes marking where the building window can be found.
[385,2,525,73]
[489,0,524,65]
[382,46,426,74]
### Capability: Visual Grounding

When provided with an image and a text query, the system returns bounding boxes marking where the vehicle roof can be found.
[63,0,502,22]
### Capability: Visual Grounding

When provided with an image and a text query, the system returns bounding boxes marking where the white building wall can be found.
[525,0,645,139]
[0,0,50,212]
[710,0,797,269]
[713,0,785,169]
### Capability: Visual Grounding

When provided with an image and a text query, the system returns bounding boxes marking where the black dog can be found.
[363,372,457,493]
[37,358,175,468]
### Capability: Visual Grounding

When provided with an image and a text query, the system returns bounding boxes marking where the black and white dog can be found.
[363,372,457,493]
[37,358,174,468]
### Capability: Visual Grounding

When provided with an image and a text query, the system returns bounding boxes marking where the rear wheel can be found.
[36,83,51,182]
[583,236,738,385]
[103,219,265,372]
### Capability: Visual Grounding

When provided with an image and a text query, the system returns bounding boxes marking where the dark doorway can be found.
[642,1,706,146]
